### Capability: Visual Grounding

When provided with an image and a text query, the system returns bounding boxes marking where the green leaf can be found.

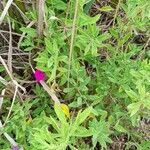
[98,32,111,42]
[127,102,141,116]
[99,6,114,12]
[54,104,67,125]
[109,28,119,38]
[89,119,111,149]
[45,38,52,52]
[50,0,66,10]
[73,126,92,137]
[44,116,59,132]
[138,84,146,97]
[69,97,83,108]
[79,13,100,26]
[75,107,92,125]
[108,115,115,124]
[114,123,127,133]
[84,0,95,14]
[24,47,33,51]
[125,89,138,101]
[20,27,36,37]
[80,0,94,7]
[0,66,5,72]
[139,141,150,150]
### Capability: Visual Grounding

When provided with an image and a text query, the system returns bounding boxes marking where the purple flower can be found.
[34,69,45,82]
[12,146,19,150]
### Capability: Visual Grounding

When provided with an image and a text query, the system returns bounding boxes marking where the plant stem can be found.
[67,0,79,88]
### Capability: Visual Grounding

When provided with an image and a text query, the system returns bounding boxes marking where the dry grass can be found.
[0,0,13,25]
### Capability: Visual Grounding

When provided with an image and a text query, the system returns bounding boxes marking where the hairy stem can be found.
[67,0,79,88]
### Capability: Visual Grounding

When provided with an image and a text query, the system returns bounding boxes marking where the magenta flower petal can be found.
[34,69,45,82]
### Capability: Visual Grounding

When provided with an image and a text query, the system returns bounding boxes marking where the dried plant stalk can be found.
[0,0,13,25]
[37,0,45,38]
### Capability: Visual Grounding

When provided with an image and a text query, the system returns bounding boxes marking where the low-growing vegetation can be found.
[0,0,150,149]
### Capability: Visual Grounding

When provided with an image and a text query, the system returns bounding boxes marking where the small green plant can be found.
[0,0,150,149]
[29,104,92,150]
[89,119,112,149]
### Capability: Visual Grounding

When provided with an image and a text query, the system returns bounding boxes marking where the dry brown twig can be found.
[0,56,26,130]
[0,0,13,25]
[0,89,6,110]
[12,2,29,23]
[0,70,19,147]
[0,32,9,43]
[0,76,8,85]
[0,30,22,36]
[0,56,26,94]
[3,85,18,127]
[37,0,45,38]
[7,17,13,74]
[40,81,60,104]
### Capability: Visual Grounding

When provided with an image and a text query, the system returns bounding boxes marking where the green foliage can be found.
[20,27,37,51]
[122,0,150,33]
[76,25,111,56]
[89,119,112,149]
[1,0,150,149]
[29,105,92,150]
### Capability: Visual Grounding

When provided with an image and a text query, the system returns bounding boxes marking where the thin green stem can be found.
[113,0,122,27]
[67,0,79,88]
